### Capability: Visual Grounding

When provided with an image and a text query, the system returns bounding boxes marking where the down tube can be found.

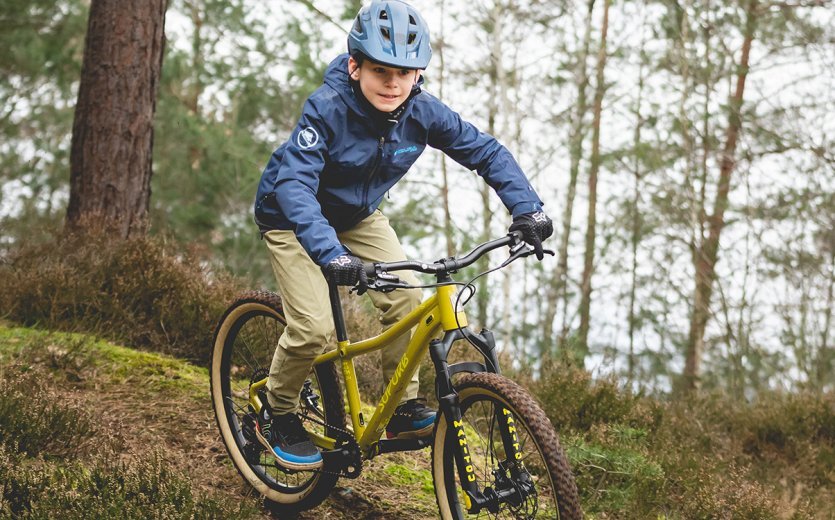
[359,307,442,451]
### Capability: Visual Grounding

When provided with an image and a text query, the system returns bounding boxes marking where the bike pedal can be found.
[376,436,432,454]
[241,413,257,443]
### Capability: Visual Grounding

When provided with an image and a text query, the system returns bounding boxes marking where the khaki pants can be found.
[263,210,422,414]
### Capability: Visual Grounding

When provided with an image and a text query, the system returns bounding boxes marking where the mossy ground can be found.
[0,324,445,519]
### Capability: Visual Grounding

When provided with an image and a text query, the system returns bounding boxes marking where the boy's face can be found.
[349,57,421,112]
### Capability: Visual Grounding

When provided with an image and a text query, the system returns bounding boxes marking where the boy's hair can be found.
[350,52,367,67]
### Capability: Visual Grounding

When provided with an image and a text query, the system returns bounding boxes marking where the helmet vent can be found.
[408,15,416,25]
[353,18,363,34]
[407,33,416,44]
[379,10,388,20]
[380,27,391,42]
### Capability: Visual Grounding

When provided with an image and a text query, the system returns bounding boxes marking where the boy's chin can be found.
[371,98,402,112]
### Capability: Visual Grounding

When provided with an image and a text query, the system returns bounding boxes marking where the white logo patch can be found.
[297,126,319,149]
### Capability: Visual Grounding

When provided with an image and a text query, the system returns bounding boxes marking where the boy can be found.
[253,0,553,471]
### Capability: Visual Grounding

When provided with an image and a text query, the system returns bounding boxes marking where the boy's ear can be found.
[348,57,361,80]
[414,70,422,84]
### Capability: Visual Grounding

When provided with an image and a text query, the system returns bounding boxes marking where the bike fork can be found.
[430,329,525,516]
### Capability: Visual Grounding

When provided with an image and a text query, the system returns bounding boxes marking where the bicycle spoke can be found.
[443,387,564,520]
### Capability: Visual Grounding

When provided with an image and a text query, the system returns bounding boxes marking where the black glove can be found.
[322,253,368,287]
[508,211,554,260]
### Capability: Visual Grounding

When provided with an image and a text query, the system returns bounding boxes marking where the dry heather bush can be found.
[530,358,661,433]
[0,366,98,458]
[0,447,259,519]
[0,230,243,365]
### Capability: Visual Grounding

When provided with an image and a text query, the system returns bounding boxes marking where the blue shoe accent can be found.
[386,398,436,439]
[413,414,436,430]
[272,446,323,466]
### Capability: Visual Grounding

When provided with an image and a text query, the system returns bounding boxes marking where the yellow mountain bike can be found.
[210,233,581,519]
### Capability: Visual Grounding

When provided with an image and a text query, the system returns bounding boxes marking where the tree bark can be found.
[683,0,757,391]
[67,0,167,238]
[578,0,610,357]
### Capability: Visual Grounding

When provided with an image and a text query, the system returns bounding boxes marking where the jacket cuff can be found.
[510,202,543,218]
[319,245,350,266]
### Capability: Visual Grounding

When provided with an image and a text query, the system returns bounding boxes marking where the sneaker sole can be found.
[386,422,435,440]
[255,426,323,472]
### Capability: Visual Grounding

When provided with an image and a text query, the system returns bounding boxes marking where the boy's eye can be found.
[399,69,411,76]
[373,67,386,74]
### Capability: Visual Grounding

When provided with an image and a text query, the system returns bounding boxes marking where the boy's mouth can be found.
[379,93,399,101]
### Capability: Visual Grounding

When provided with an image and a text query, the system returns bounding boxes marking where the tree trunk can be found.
[476,1,504,328]
[818,247,835,388]
[578,0,610,357]
[545,0,595,353]
[628,26,648,383]
[66,0,167,238]
[437,0,454,258]
[683,0,757,391]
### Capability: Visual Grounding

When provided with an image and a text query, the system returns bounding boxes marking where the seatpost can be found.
[328,282,349,343]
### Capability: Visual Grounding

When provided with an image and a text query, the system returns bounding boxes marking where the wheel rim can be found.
[444,390,560,519]
[217,307,324,494]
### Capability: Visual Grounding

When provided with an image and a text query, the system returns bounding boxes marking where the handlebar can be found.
[366,231,523,279]
[356,231,549,294]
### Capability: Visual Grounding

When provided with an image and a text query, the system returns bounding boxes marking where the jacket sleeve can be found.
[426,97,543,217]
[271,100,348,266]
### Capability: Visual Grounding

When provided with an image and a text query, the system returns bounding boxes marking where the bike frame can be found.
[247,283,460,452]
[247,235,529,514]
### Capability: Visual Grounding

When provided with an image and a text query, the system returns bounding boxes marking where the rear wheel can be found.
[432,372,581,519]
[210,291,346,514]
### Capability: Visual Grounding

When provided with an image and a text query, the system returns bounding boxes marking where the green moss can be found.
[0,325,207,398]
[383,462,435,495]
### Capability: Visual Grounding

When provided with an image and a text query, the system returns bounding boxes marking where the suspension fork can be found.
[430,328,524,513]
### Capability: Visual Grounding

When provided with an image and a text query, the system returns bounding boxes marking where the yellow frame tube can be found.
[311,294,444,455]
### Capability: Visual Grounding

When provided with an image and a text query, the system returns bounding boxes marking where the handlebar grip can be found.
[364,262,377,280]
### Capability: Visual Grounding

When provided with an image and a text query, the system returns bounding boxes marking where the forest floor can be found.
[0,324,438,519]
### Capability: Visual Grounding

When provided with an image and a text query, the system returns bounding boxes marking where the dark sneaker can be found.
[256,392,322,471]
[386,398,436,440]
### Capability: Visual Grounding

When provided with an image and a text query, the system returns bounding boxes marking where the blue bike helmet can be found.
[347,0,432,69]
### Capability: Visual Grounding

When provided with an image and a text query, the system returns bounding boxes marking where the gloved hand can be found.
[322,253,368,287]
[508,211,554,260]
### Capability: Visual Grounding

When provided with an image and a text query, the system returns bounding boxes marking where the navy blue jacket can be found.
[254,54,543,266]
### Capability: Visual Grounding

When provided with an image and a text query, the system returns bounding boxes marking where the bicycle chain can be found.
[298,409,363,478]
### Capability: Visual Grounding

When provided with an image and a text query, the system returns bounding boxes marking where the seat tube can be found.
[342,354,365,438]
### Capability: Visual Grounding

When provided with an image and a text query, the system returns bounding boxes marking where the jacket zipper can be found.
[359,136,386,218]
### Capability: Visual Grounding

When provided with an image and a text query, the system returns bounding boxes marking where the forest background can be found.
[0,0,834,517]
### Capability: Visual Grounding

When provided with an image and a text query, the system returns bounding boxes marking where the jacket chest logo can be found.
[393,145,418,157]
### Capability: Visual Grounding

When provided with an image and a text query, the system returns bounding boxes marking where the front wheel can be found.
[432,372,581,519]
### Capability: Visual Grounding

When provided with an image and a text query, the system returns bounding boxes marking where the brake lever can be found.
[502,245,555,267]
[350,272,403,295]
